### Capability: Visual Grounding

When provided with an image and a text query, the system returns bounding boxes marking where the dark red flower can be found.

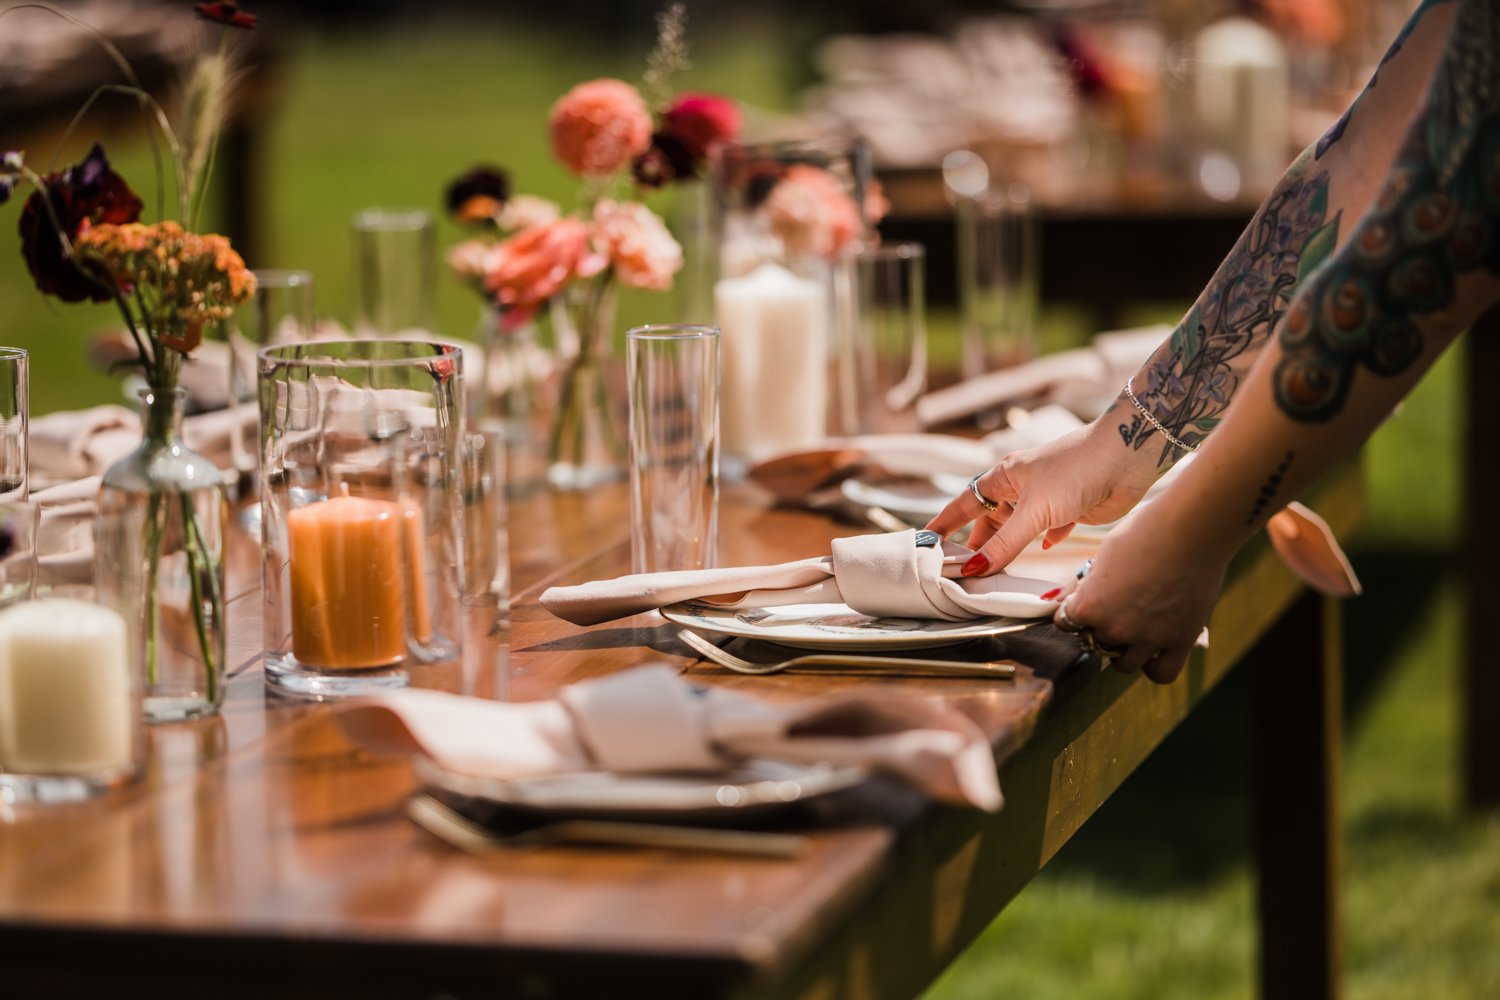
[18,143,143,303]
[444,166,510,226]
[195,2,257,29]
[1051,23,1113,101]
[663,93,741,163]
[632,132,696,189]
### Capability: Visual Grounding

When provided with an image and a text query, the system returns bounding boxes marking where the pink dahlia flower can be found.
[549,79,653,178]
[764,164,863,260]
[663,93,741,162]
[485,218,605,327]
[591,199,682,291]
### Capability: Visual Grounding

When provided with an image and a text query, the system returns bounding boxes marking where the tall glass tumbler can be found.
[258,341,465,698]
[227,270,315,496]
[351,208,437,338]
[852,242,928,434]
[0,348,28,501]
[626,326,719,574]
[957,185,1039,379]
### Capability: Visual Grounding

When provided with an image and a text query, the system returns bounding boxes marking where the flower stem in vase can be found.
[546,276,625,490]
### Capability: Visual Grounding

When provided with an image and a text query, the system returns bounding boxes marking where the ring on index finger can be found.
[1054,598,1084,633]
[968,474,1001,512]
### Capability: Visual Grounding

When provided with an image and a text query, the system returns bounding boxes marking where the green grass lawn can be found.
[0,12,1494,997]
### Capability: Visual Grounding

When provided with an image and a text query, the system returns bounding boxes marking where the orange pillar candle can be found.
[288,485,407,669]
[398,500,432,645]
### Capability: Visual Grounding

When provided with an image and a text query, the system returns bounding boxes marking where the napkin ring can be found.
[1079,629,1124,665]
[968,475,1001,512]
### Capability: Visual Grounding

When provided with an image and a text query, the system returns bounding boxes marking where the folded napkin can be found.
[29,403,255,484]
[33,476,100,587]
[916,324,1168,427]
[541,529,1062,626]
[335,664,1004,810]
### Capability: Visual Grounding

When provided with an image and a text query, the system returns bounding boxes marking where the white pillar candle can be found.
[0,598,134,775]
[713,261,829,461]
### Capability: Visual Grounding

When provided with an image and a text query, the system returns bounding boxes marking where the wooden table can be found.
[0,463,1361,999]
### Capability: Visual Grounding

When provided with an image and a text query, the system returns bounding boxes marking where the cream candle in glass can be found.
[713,261,828,463]
[0,598,138,802]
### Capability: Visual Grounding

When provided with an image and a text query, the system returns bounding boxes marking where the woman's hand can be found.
[925,408,1163,575]
[1054,504,1229,684]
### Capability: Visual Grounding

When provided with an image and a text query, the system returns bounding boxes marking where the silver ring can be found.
[1054,598,1083,633]
[968,474,1000,512]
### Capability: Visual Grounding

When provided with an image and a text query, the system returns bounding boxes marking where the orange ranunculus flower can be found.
[485,218,605,328]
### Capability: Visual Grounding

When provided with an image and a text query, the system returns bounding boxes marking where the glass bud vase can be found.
[96,387,227,722]
[546,278,625,490]
[478,303,555,498]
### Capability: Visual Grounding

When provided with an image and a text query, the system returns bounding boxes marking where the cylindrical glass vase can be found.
[95,388,228,722]
[710,138,872,470]
[258,340,465,698]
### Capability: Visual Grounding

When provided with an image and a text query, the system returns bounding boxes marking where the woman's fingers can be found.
[968,517,998,552]
[1042,523,1076,548]
[926,466,1017,538]
[1112,643,1156,675]
[961,499,1051,575]
[1144,647,1192,684]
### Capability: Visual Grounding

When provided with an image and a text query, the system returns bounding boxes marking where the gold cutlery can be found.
[678,628,1017,679]
[407,794,810,859]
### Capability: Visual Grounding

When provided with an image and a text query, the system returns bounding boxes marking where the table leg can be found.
[1464,317,1500,811]
[1254,590,1341,1000]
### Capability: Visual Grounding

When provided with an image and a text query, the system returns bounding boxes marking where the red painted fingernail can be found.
[961,553,990,577]
[1040,587,1061,600]
[1042,539,1053,550]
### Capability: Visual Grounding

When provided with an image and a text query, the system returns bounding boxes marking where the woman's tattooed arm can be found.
[1118,0,1459,467]
[1275,0,1500,422]
[1120,157,1339,467]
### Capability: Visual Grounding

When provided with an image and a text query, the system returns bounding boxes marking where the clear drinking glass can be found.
[957,185,1039,379]
[626,325,720,574]
[351,208,437,338]
[852,242,928,434]
[0,501,38,608]
[258,341,465,698]
[228,270,315,497]
[0,348,28,502]
[461,423,509,700]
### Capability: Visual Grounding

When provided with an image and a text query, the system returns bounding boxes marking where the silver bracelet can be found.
[1123,375,1198,453]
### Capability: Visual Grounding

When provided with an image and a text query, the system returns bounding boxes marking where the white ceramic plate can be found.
[840,473,969,525]
[414,755,869,823]
[660,600,1032,651]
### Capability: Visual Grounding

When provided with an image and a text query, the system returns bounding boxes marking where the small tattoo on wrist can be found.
[1247,451,1294,525]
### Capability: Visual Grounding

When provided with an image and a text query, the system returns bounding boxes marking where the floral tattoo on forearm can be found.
[1275,0,1500,423]
[1121,165,1341,466]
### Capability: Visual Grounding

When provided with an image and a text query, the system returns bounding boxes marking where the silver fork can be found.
[678,628,1017,679]
[407,794,809,858]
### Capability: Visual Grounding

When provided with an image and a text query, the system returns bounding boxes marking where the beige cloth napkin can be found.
[335,663,1004,810]
[33,476,100,587]
[29,403,255,485]
[916,325,1168,427]
[541,529,1063,627]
